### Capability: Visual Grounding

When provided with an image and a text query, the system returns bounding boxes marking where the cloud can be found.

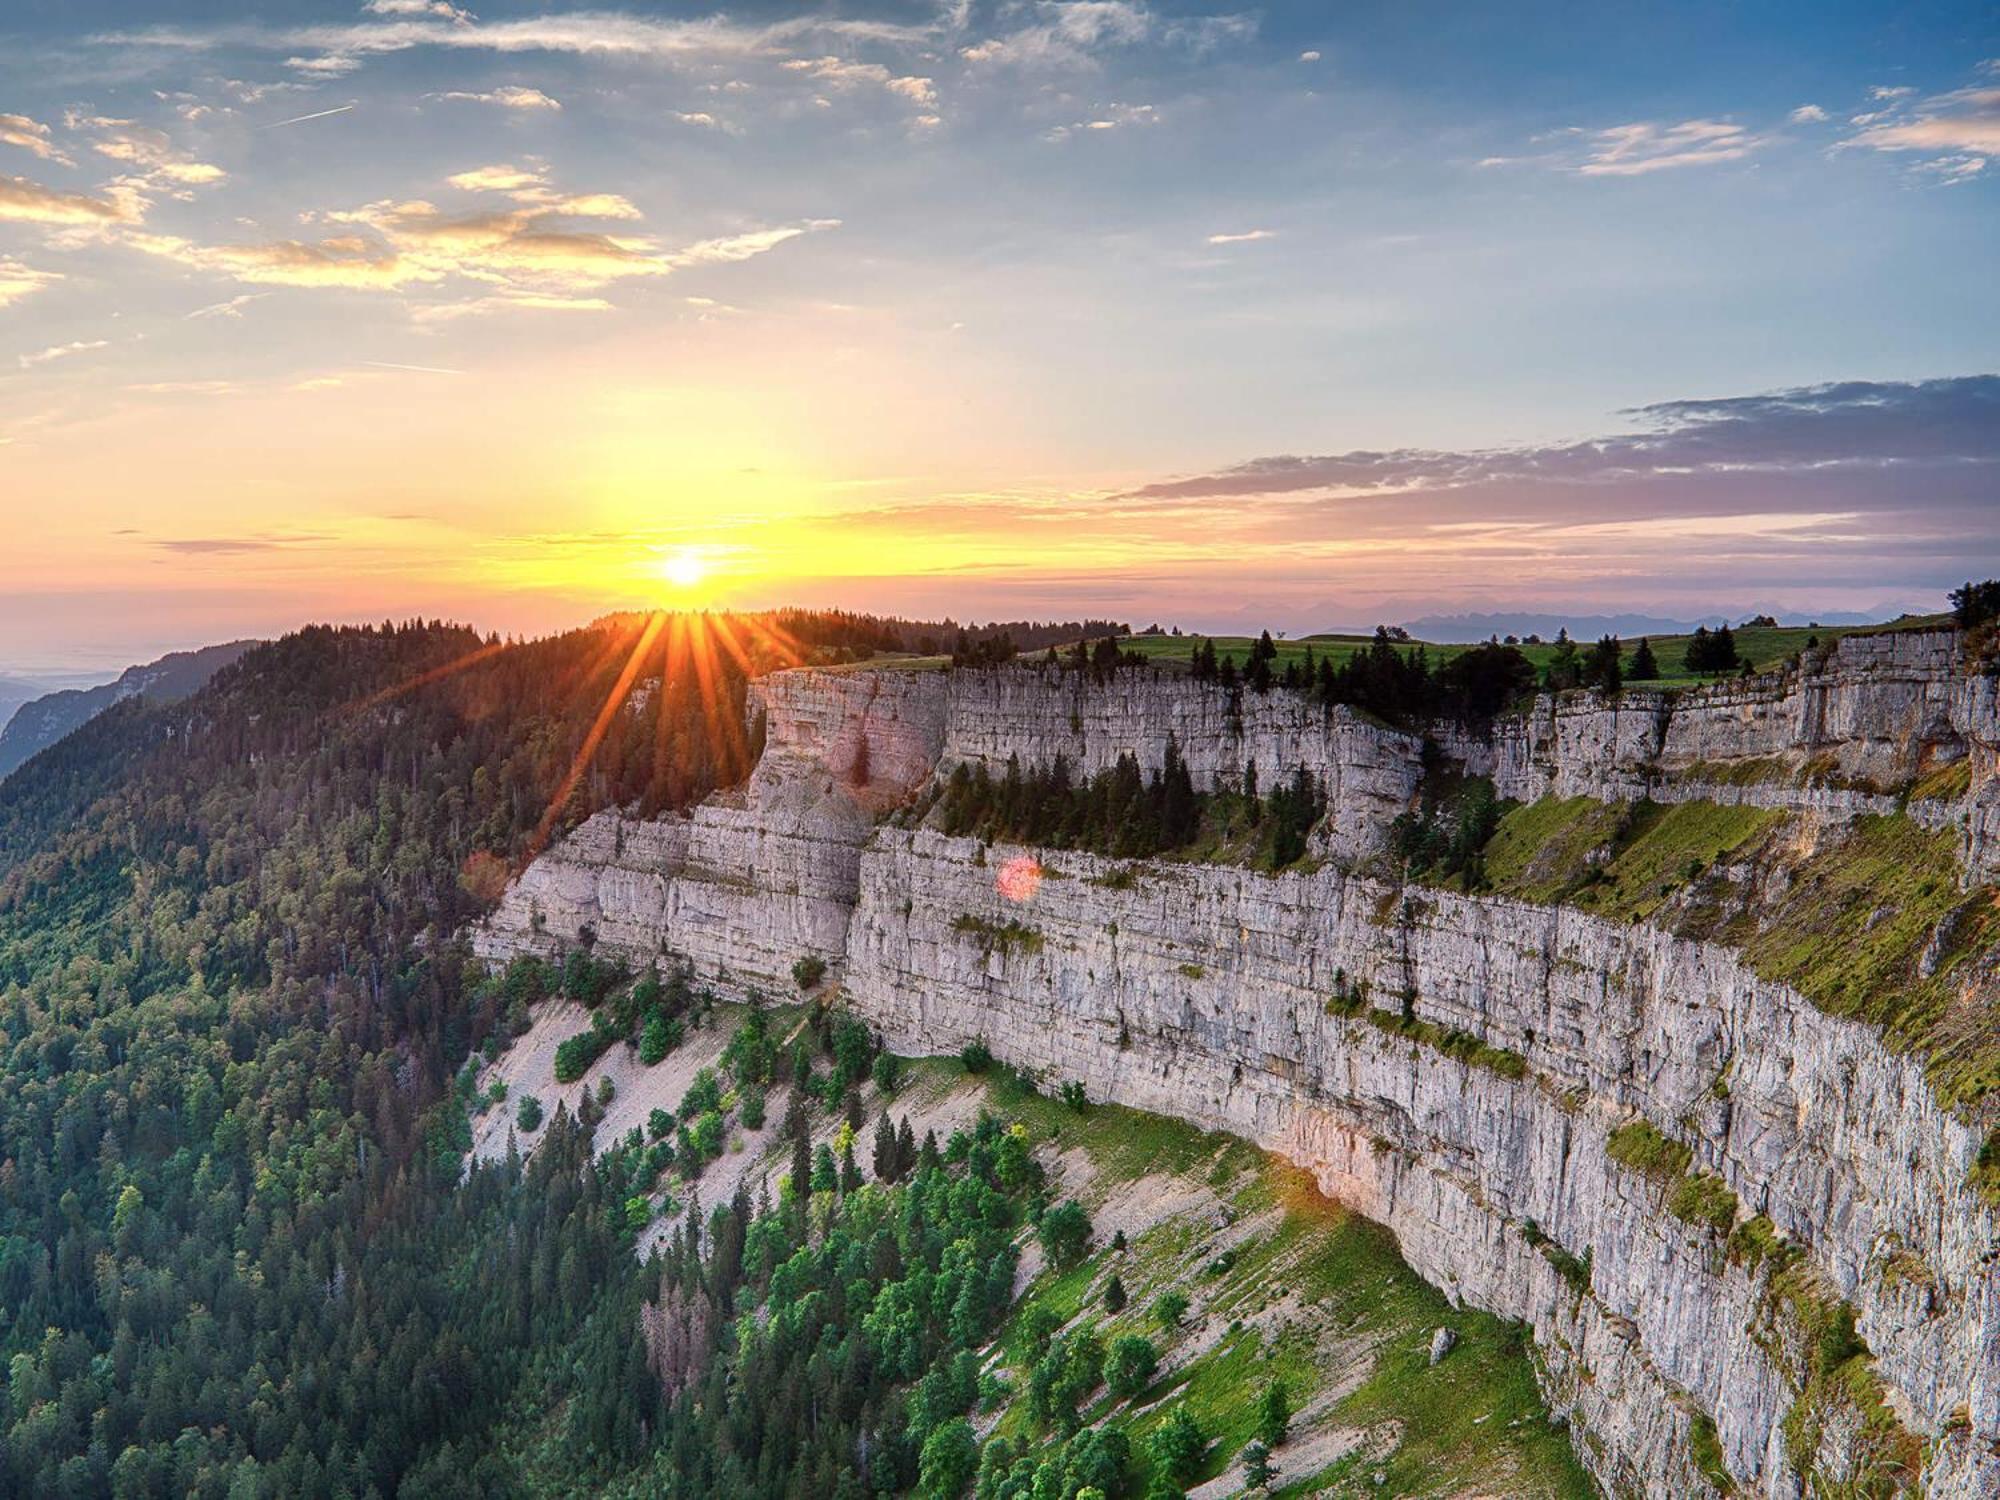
[19,338,109,369]
[1119,377,2000,509]
[120,154,836,304]
[665,219,840,268]
[432,85,561,110]
[186,292,267,319]
[1576,119,1763,175]
[1789,104,1829,123]
[0,173,137,225]
[0,113,67,163]
[69,116,227,198]
[0,257,61,309]
[1298,49,1320,63]
[447,162,546,192]
[365,0,476,20]
[1207,228,1274,244]
[409,291,612,321]
[782,55,937,109]
[107,9,946,73]
[1848,83,2000,157]
[126,230,423,288]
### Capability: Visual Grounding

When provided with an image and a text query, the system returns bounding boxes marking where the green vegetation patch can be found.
[951,911,1047,955]
[1606,1118,1693,1184]
[1476,796,1785,920]
[1668,1172,1740,1234]
[1359,1006,1530,1081]
[1726,815,2000,1111]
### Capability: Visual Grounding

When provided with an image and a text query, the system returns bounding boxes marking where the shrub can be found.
[1038,1200,1092,1270]
[960,1040,994,1074]
[515,1094,543,1133]
[872,1050,903,1096]
[792,954,828,991]
[918,1418,979,1498]
[1256,1378,1291,1447]
[1153,1290,1189,1329]
[647,1107,674,1141]
[1607,1118,1693,1183]
[740,1089,767,1130]
[1146,1405,1207,1484]
[1104,1334,1157,1399]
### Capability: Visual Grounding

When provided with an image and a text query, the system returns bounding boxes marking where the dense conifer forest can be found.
[0,615,893,1496]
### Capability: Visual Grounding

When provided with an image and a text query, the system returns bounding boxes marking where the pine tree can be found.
[1630,637,1660,681]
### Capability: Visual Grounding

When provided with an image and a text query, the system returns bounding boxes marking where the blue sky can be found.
[0,2,1996,666]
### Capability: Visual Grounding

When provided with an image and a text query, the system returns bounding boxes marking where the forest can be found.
[0,612,1132,1498]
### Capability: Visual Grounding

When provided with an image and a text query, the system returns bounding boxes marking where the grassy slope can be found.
[965,1063,1595,1498]
[491,1029,1595,1498]
[1115,616,1948,688]
[1461,798,2000,1116]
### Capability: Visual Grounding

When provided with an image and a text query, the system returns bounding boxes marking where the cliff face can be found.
[1443,630,2000,880]
[475,630,2000,1498]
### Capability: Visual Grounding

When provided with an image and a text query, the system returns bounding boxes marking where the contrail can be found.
[265,104,357,129]
[361,360,466,376]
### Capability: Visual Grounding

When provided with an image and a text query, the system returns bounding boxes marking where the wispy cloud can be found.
[0,112,68,164]
[186,292,267,319]
[1845,74,2000,162]
[431,85,561,110]
[1119,377,2000,507]
[1576,119,1764,176]
[1789,104,1829,124]
[0,173,138,225]
[1207,228,1274,244]
[19,338,110,369]
[0,257,61,309]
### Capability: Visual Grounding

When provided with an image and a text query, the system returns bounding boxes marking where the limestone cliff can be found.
[475,629,2000,1497]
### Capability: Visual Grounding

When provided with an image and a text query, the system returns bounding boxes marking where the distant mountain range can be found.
[0,640,259,782]
[1394,609,1895,644]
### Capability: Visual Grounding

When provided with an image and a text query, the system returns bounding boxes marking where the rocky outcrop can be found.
[475,632,2000,1497]
[1443,629,2000,880]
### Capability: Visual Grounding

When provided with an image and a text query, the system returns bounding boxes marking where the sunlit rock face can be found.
[476,629,2000,1498]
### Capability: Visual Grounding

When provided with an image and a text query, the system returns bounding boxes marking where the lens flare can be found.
[997,854,1042,904]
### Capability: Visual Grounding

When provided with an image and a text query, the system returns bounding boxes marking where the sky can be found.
[0,1,1996,670]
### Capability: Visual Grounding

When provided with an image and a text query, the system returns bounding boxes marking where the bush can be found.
[1153,1291,1189,1329]
[872,1051,903,1096]
[739,1089,767,1130]
[1104,1334,1157,1399]
[1256,1378,1290,1447]
[515,1094,543,1132]
[1146,1405,1207,1484]
[647,1107,674,1141]
[918,1417,979,1498]
[1038,1200,1092,1270]
[960,1039,994,1074]
[638,1012,678,1066]
[792,954,827,991]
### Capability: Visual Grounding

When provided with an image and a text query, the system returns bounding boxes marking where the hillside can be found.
[0,639,260,782]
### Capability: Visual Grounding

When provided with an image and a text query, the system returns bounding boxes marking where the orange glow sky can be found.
[2,3,1996,669]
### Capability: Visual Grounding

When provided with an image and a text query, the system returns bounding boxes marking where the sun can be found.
[656,548,708,591]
